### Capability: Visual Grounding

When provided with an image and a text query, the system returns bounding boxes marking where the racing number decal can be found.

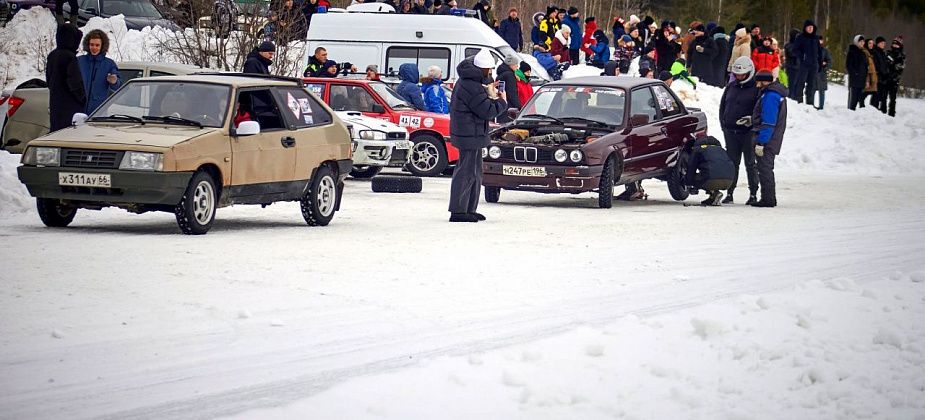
[398,115,421,129]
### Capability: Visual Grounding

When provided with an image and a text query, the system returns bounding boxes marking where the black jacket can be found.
[242,49,272,74]
[719,78,759,133]
[783,29,801,70]
[793,21,821,68]
[495,64,520,121]
[449,59,506,150]
[872,47,889,79]
[710,33,729,86]
[688,35,717,84]
[46,24,86,132]
[686,136,735,185]
[845,44,869,89]
[303,55,324,77]
[885,47,906,84]
[654,33,680,73]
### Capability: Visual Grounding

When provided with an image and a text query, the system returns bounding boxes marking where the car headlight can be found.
[23,147,61,166]
[488,146,501,159]
[358,130,387,140]
[554,149,567,163]
[569,150,583,163]
[119,151,163,171]
[481,147,488,158]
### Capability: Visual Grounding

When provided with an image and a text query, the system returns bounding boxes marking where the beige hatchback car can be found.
[17,74,353,234]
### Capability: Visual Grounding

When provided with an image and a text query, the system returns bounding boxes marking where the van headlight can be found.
[554,149,567,162]
[23,147,60,166]
[119,152,163,171]
[359,130,387,140]
[569,150,583,163]
[488,146,501,159]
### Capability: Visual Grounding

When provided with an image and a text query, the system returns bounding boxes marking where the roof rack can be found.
[191,72,304,84]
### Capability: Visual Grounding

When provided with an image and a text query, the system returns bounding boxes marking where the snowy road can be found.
[2,172,924,419]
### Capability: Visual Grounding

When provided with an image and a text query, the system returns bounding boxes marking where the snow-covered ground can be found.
[2,9,925,420]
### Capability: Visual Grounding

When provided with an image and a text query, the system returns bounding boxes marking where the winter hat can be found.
[258,41,276,52]
[473,48,495,69]
[642,15,654,27]
[366,64,379,73]
[749,23,760,31]
[323,60,338,70]
[660,19,671,29]
[658,70,672,81]
[585,16,595,23]
[893,36,904,47]
[706,22,717,33]
[621,35,633,43]
[875,36,886,44]
[735,27,747,38]
[754,70,774,82]
[693,24,706,33]
[546,5,558,16]
[853,34,865,44]
[629,14,640,25]
[567,6,578,16]
[713,26,726,36]
[503,54,520,67]
[519,61,531,72]
[558,8,567,16]
[593,29,606,42]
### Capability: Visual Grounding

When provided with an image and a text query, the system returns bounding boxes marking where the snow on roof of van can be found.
[307,13,508,47]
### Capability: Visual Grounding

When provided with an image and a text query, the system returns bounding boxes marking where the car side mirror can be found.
[370,103,385,113]
[235,120,261,136]
[72,113,88,126]
[628,114,649,128]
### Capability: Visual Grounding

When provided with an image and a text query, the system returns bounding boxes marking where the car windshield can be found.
[102,0,163,17]
[369,81,413,109]
[91,81,231,128]
[519,86,626,127]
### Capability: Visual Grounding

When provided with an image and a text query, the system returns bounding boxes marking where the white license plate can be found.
[58,172,112,188]
[502,165,547,177]
[395,140,413,149]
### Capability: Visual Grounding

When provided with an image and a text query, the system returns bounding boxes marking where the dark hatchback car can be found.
[482,76,708,208]
[64,0,179,30]
[0,0,55,26]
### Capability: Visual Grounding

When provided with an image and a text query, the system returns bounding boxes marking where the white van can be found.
[303,12,549,84]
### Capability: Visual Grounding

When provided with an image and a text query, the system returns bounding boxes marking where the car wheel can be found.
[301,165,338,226]
[667,150,691,201]
[36,198,76,227]
[598,156,615,209]
[175,170,217,235]
[349,166,382,179]
[371,175,422,193]
[484,186,500,203]
[406,134,447,177]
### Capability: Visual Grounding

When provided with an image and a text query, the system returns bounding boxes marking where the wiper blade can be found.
[89,114,145,124]
[143,115,203,128]
[559,117,613,128]
[518,114,563,124]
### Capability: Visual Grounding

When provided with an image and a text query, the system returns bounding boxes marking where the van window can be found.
[386,47,451,80]
[464,48,479,58]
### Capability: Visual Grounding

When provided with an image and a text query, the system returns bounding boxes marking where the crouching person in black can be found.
[686,136,736,206]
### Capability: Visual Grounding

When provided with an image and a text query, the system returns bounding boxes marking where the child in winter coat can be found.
[420,66,449,114]
[581,17,597,63]
[589,29,610,68]
[530,12,545,48]
[533,45,569,80]
[515,61,534,108]
[614,35,636,74]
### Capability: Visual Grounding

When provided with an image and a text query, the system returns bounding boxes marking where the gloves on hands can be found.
[755,145,765,157]
[695,45,704,53]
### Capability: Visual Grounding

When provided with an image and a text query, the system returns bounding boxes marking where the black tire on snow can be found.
[301,165,338,226]
[667,150,691,201]
[484,186,501,203]
[350,166,383,179]
[406,134,447,177]
[598,156,615,209]
[36,198,77,227]
[175,170,218,235]
[371,175,423,193]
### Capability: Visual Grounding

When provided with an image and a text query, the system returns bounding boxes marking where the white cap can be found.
[473,49,495,69]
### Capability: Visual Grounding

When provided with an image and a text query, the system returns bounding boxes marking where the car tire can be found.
[484,186,500,203]
[406,134,447,177]
[175,170,218,235]
[598,156,615,209]
[667,150,691,201]
[371,175,423,193]
[36,198,77,227]
[350,166,383,179]
[301,165,338,226]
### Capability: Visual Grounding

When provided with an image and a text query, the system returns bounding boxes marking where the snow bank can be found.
[0,8,57,88]
[0,151,31,213]
[225,271,925,419]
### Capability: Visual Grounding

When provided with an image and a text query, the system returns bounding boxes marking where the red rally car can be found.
[303,77,457,177]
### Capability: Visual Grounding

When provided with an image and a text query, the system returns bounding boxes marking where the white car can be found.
[336,111,412,178]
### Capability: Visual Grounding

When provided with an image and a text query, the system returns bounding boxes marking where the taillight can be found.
[7,96,24,117]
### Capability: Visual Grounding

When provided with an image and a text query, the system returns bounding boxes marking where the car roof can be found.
[132,74,302,87]
[117,61,210,74]
[545,76,662,90]
[307,13,507,47]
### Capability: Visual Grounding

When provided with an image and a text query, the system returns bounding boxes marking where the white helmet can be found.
[731,56,755,82]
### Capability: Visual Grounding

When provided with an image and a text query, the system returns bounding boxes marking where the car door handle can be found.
[281,136,296,148]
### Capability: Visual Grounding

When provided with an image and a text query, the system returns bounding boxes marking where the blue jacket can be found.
[532,49,558,71]
[421,77,449,114]
[590,38,610,63]
[498,17,523,50]
[396,63,426,111]
[77,53,121,114]
[562,15,582,49]
[753,82,789,153]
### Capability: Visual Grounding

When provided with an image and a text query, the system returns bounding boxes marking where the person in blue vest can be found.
[588,29,610,68]
[750,70,789,208]
[78,29,121,115]
[561,6,582,65]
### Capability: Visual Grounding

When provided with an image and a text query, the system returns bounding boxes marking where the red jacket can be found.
[581,21,598,57]
[516,78,533,109]
[751,48,780,73]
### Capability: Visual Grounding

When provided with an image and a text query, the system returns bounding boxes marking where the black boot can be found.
[701,191,723,206]
[721,192,733,204]
[449,213,479,222]
[750,199,776,208]
[470,212,486,221]
[745,194,758,205]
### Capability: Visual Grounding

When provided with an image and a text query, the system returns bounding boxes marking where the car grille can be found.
[387,132,406,140]
[499,146,555,163]
[62,149,122,169]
